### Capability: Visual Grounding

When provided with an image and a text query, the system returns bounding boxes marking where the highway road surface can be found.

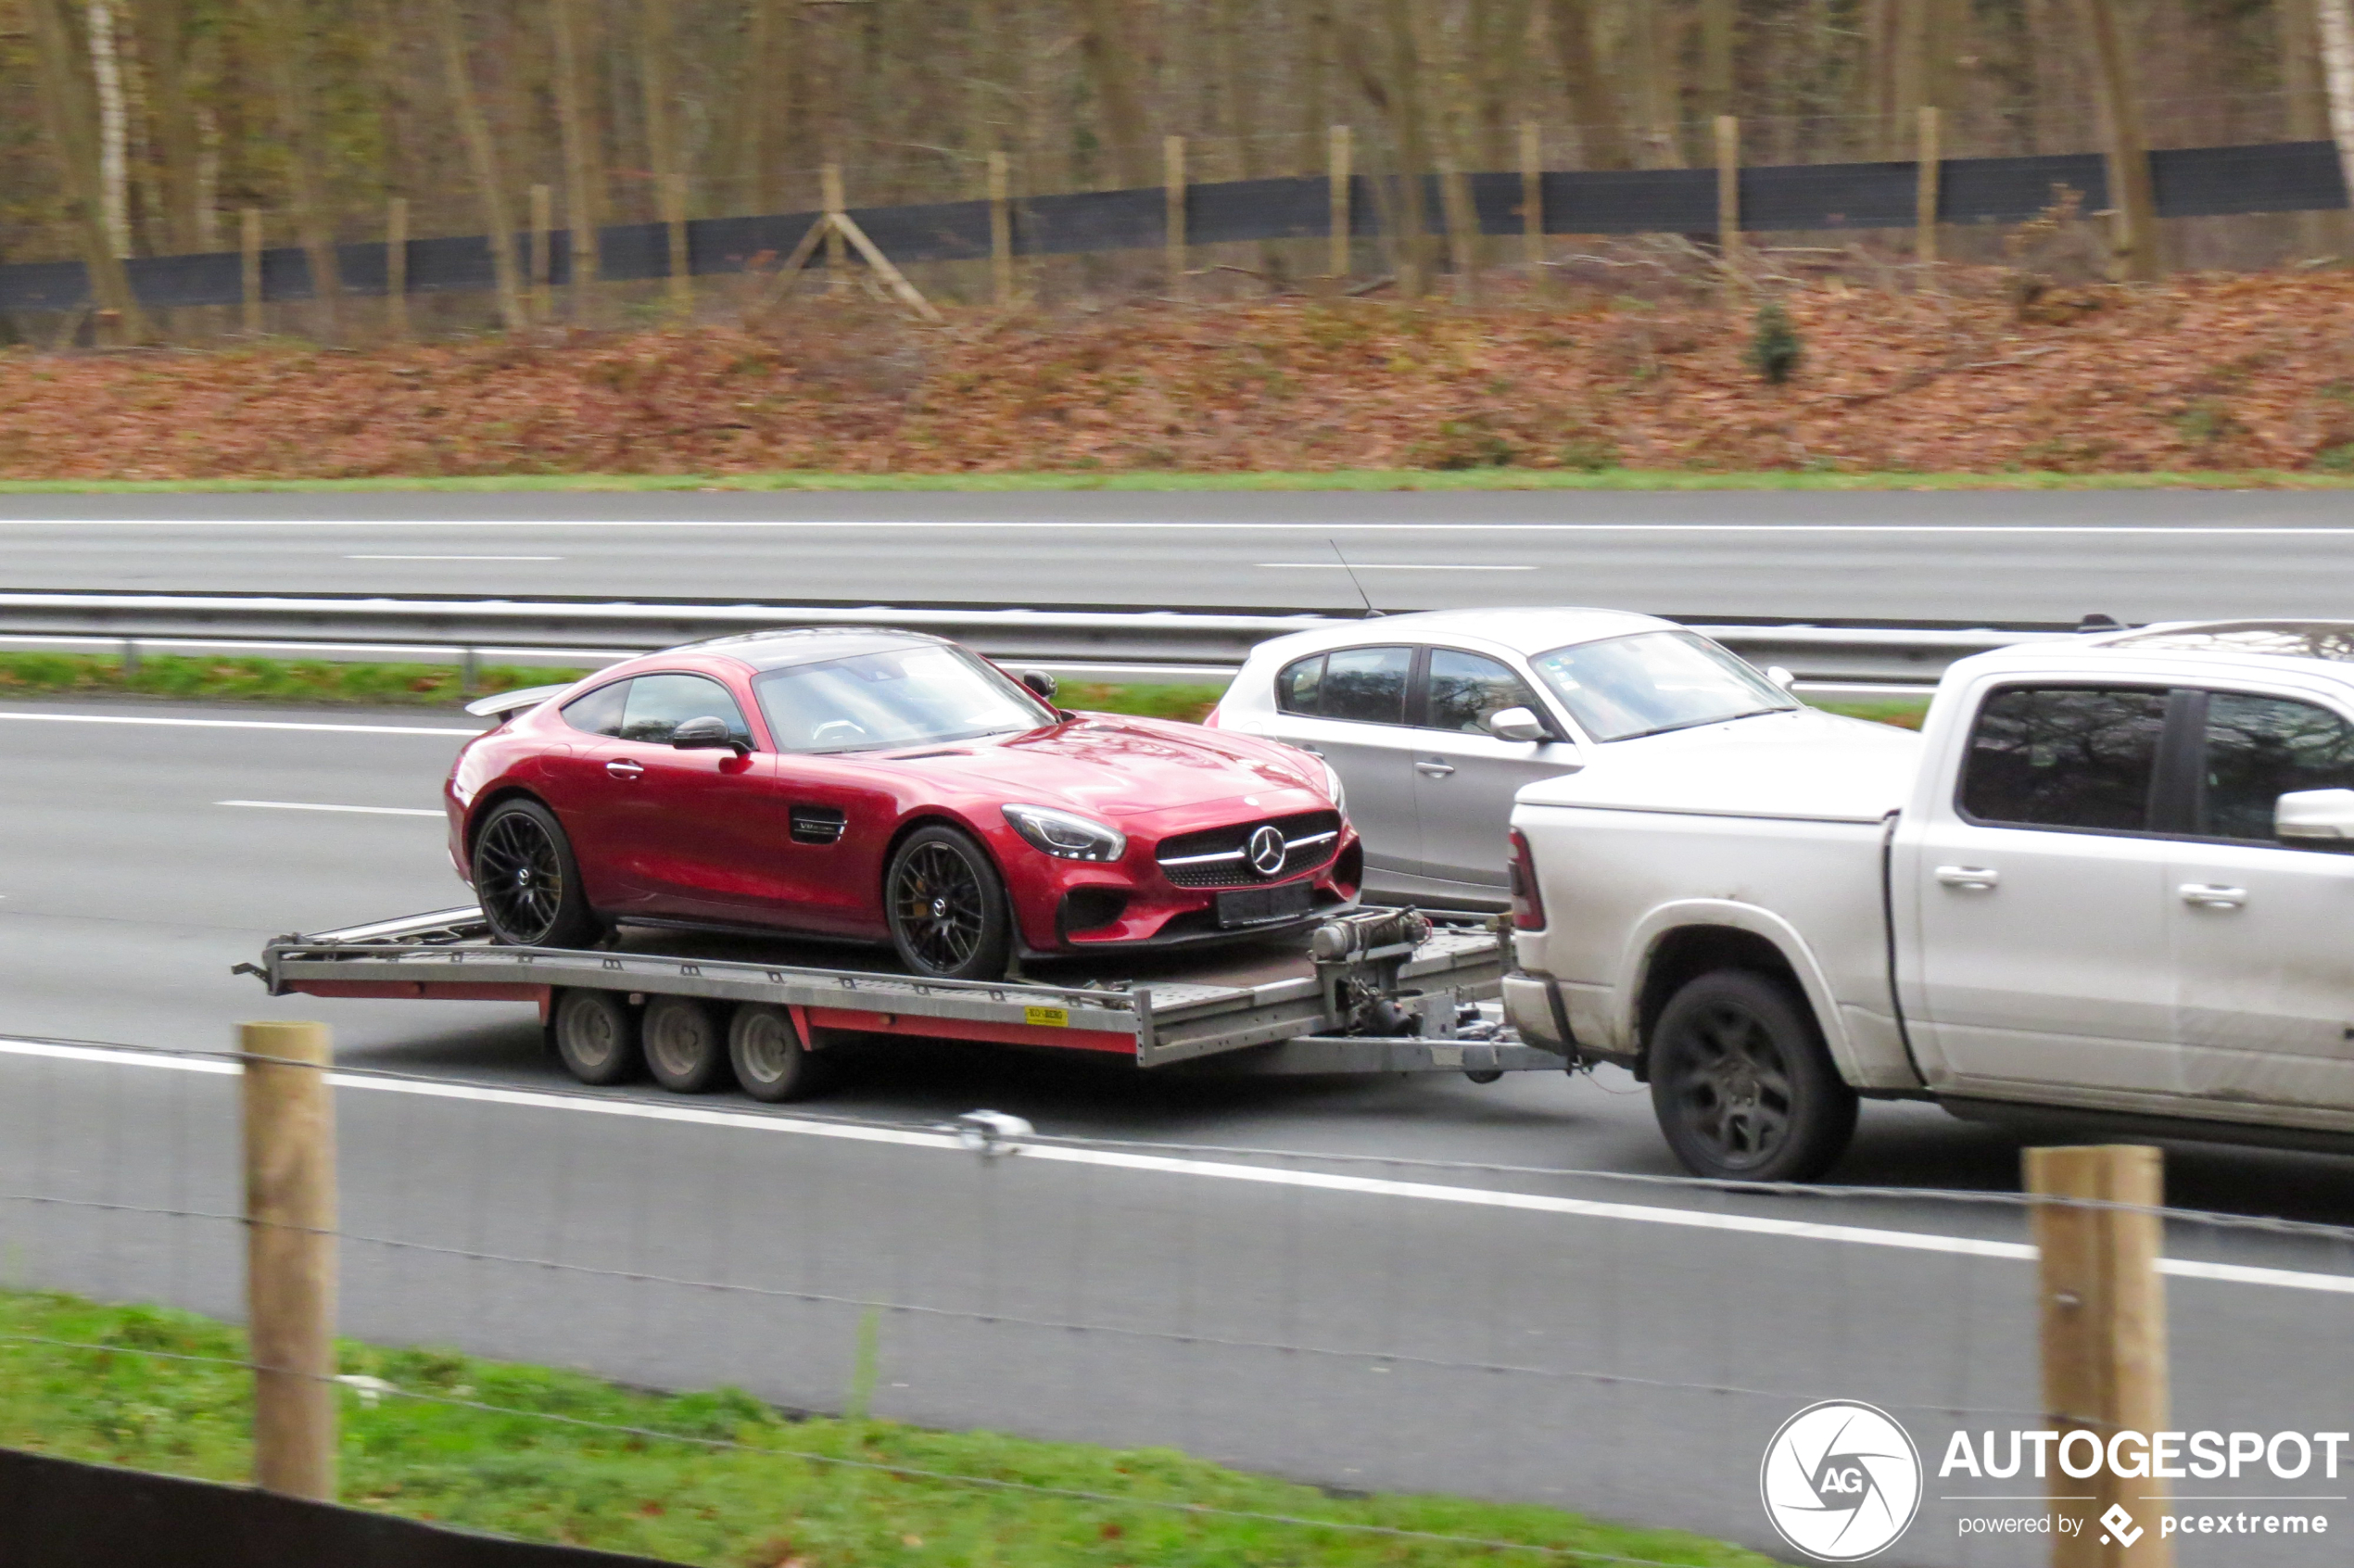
[6,489,2354,625]
[3,697,2351,1564]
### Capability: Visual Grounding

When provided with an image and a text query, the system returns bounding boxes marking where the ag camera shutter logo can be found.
[1760,1400,1923,1561]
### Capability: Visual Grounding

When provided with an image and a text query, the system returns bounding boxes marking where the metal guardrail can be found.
[0,591,2073,689]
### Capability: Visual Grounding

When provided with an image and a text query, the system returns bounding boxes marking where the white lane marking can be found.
[0,711,478,737]
[344,554,565,562]
[217,800,444,817]
[8,520,2354,536]
[3,1037,2345,1296]
[1257,563,1536,571]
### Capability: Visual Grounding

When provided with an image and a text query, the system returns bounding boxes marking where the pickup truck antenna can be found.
[1330,538,1384,617]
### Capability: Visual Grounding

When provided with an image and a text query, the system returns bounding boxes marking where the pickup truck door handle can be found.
[1933,865,2000,890]
[2178,882,2247,909]
[603,758,646,780]
[1416,759,1456,777]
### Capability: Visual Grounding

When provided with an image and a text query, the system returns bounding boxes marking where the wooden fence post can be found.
[240,207,263,335]
[1916,106,1943,284]
[1327,124,1352,285]
[1714,115,1743,280]
[530,183,554,322]
[1164,135,1188,299]
[243,1019,337,1502]
[822,163,848,297]
[386,197,410,341]
[1437,153,1478,305]
[987,149,1014,307]
[2026,1145,2173,1567]
[1520,120,1545,283]
[662,171,692,315]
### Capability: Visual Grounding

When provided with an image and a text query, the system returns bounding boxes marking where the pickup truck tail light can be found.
[1508,828,1545,930]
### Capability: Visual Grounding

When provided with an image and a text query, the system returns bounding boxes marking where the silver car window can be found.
[1425,649,1544,733]
[1529,630,1794,743]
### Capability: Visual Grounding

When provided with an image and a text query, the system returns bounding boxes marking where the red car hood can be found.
[879,714,1323,818]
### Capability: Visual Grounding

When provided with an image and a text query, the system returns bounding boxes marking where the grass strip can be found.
[0,1289,1777,1567]
[0,470,2350,493]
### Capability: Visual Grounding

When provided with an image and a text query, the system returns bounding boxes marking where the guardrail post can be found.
[2026,1144,2171,1566]
[120,637,138,677]
[243,1019,337,1501]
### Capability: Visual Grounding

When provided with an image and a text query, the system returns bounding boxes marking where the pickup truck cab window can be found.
[2197,690,2354,841]
[1957,685,2170,832]
[1528,630,1793,743]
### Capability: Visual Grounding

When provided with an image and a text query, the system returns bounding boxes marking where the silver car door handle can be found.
[2178,882,2247,909]
[604,758,645,779]
[1933,865,1999,890]
[1416,760,1456,777]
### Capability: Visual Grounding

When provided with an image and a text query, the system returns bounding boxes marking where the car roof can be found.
[1959,620,2354,693]
[1248,606,1673,661]
[685,626,950,672]
[2086,619,2354,666]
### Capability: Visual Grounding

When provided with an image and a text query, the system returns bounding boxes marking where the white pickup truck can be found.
[1500,620,2354,1181]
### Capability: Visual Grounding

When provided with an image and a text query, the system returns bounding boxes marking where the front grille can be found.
[1157,810,1342,889]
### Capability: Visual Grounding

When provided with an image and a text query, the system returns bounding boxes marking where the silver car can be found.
[1208,608,1802,910]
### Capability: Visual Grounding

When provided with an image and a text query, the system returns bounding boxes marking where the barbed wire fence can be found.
[2,1028,2351,1564]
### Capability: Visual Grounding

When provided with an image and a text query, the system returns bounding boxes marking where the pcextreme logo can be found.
[1760,1401,1924,1562]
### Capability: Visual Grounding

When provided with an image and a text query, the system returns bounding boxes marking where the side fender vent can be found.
[790,805,848,845]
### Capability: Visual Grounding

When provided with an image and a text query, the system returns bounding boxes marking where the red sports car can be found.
[445,628,1361,979]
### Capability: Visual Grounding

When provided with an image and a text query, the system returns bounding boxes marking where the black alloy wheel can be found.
[1649,969,1857,1183]
[884,826,1012,981]
[473,799,602,949]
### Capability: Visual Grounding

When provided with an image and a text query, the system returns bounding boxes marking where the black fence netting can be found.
[0,139,2342,314]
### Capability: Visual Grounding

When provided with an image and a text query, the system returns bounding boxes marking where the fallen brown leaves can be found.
[6,268,2354,479]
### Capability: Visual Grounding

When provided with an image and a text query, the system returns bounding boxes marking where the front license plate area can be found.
[1215,879,1315,929]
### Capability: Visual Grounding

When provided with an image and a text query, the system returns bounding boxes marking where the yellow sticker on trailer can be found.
[1024,1005,1070,1029]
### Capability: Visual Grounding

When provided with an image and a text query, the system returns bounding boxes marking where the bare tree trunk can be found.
[1547,0,1629,168]
[248,0,345,338]
[87,0,131,257]
[639,0,677,213]
[29,0,148,340]
[1625,0,1684,168]
[428,0,527,329]
[1376,0,1434,293]
[1074,0,1155,187]
[733,0,786,211]
[129,0,202,253]
[1699,0,1735,127]
[2077,0,2160,280]
[2320,0,2354,226]
[551,0,602,316]
[2280,0,2338,256]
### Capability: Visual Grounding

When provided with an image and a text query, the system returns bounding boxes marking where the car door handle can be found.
[1933,865,1999,890]
[603,758,645,780]
[1416,760,1456,777]
[2178,882,2247,909]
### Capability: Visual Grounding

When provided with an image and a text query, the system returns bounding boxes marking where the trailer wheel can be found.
[885,826,1012,981]
[475,799,602,950]
[551,988,640,1086]
[1649,970,1856,1183]
[728,1004,832,1103]
[642,995,730,1094]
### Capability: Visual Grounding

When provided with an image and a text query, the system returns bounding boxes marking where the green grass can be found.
[3,469,2351,493]
[0,1290,1778,1567]
[1809,697,1929,730]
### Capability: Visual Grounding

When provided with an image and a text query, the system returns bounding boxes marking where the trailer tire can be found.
[642,995,730,1094]
[475,799,603,950]
[728,1004,832,1103]
[551,988,640,1086]
[1648,969,1856,1183]
[884,825,1013,981]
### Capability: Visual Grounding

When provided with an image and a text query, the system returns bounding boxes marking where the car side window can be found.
[560,679,631,738]
[1425,648,1544,734]
[1274,654,1324,715]
[616,674,753,746]
[1958,685,2170,833]
[2198,691,2354,842]
[1313,646,1412,726]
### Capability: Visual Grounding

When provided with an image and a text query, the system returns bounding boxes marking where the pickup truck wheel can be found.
[551,988,640,1086]
[1650,970,1856,1182]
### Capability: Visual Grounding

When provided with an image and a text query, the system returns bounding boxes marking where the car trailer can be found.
[244,905,1568,1098]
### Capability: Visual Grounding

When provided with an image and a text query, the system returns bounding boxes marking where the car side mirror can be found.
[1018,668,1058,700]
[1485,706,1550,744]
[2275,788,2354,846]
[671,714,748,754]
[1766,665,1798,692]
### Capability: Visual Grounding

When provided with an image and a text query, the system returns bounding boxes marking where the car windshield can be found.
[1528,630,1797,743]
[753,644,1054,753]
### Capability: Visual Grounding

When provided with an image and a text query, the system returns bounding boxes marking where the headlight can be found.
[1320,760,1348,816]
[1002,803,1127,862]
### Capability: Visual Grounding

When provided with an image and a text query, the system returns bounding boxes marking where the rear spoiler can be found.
[463,683,572,719]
